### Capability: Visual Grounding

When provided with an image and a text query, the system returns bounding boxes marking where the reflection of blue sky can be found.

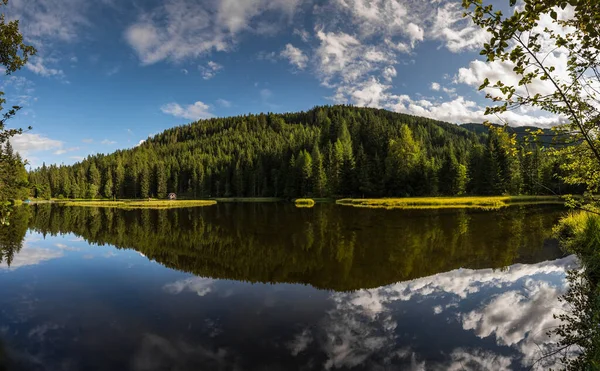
[0,232,580,370]
[0,234,63,270]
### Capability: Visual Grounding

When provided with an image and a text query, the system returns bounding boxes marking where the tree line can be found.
[27,105,580,199]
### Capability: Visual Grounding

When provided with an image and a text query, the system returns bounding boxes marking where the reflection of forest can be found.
[2,204,565,291]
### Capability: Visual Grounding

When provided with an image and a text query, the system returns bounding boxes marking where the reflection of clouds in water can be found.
[379,255,578,302]
[296,256,577,370]
[462,279,566,368]
[28,323,60,341]
[288,329,313,356]
[163,277,215,297]
[55,243,80,251]
[323,293,399,370]
[132,333,233,371]
[445,348,513,370]
[0,245,63,270]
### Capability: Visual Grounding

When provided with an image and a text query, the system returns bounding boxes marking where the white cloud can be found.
[302,0,571,128]
[8,0,90,44]
[106,66,120,76]
[329,0,411,39]
[81,138,93,143]
[100,139,116,145]
[382,66,396,82]
[25,57,64,78]
[10,133,63,158]
[199,61,223,80]
[406,22,424,46]
[293,28,310,42]
[124,0,304,65]
[161,101,214,120]
[216,99,232,108]
[281,43,308,70]
[429,2,489,53]
[53,147,79,155]
[257,51,278,62]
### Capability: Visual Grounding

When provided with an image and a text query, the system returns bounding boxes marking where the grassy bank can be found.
[294,198,315,208]
[59,200,217,209]
[336,196,566,210]
[552,208,600,367]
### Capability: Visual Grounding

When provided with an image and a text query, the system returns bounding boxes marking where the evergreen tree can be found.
[103,167,114,199]
[140,167,150,198]
[312,145,327,197]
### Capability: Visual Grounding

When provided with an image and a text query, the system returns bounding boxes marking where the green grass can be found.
[552,207,600,366]
[59,199,217,209]
[336,196,566,210]
[294,198,316,208]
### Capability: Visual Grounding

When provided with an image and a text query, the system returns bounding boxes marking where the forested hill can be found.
[28,105,577,199]
[461,123,556,146]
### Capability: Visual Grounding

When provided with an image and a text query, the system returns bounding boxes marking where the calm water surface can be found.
[0,203,576,370]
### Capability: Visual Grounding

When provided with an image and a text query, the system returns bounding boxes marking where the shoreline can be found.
[24,195,572,210]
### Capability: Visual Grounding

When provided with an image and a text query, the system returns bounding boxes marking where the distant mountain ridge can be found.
[460,123,556,146]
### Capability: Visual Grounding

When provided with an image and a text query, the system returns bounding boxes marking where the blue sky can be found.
[3,0,561,167]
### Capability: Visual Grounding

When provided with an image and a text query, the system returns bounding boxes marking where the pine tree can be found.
[312,145,327,197]
[156,163,167,199]
[103,167,114,198]
[140,167,150,198]
[115,159,125,199]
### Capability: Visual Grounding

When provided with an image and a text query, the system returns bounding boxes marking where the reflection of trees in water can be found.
[0,206,30,267]
[23,204,564,291]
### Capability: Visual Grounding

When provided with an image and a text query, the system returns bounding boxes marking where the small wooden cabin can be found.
[168,193,177,200]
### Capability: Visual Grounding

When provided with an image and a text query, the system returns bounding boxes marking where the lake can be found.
[0,203,576,370]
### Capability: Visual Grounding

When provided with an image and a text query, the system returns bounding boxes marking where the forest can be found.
[27,105,580,199]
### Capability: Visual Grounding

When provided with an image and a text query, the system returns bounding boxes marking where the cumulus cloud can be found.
[161,101,214,121]
[10,133,63,159]
[7,0,90,44]
[281,43,308,70]
[199,61,223,80]
[430,82,440,91]
[429,2,489,53]
[25,57,64,78]
[125,0,304,65]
